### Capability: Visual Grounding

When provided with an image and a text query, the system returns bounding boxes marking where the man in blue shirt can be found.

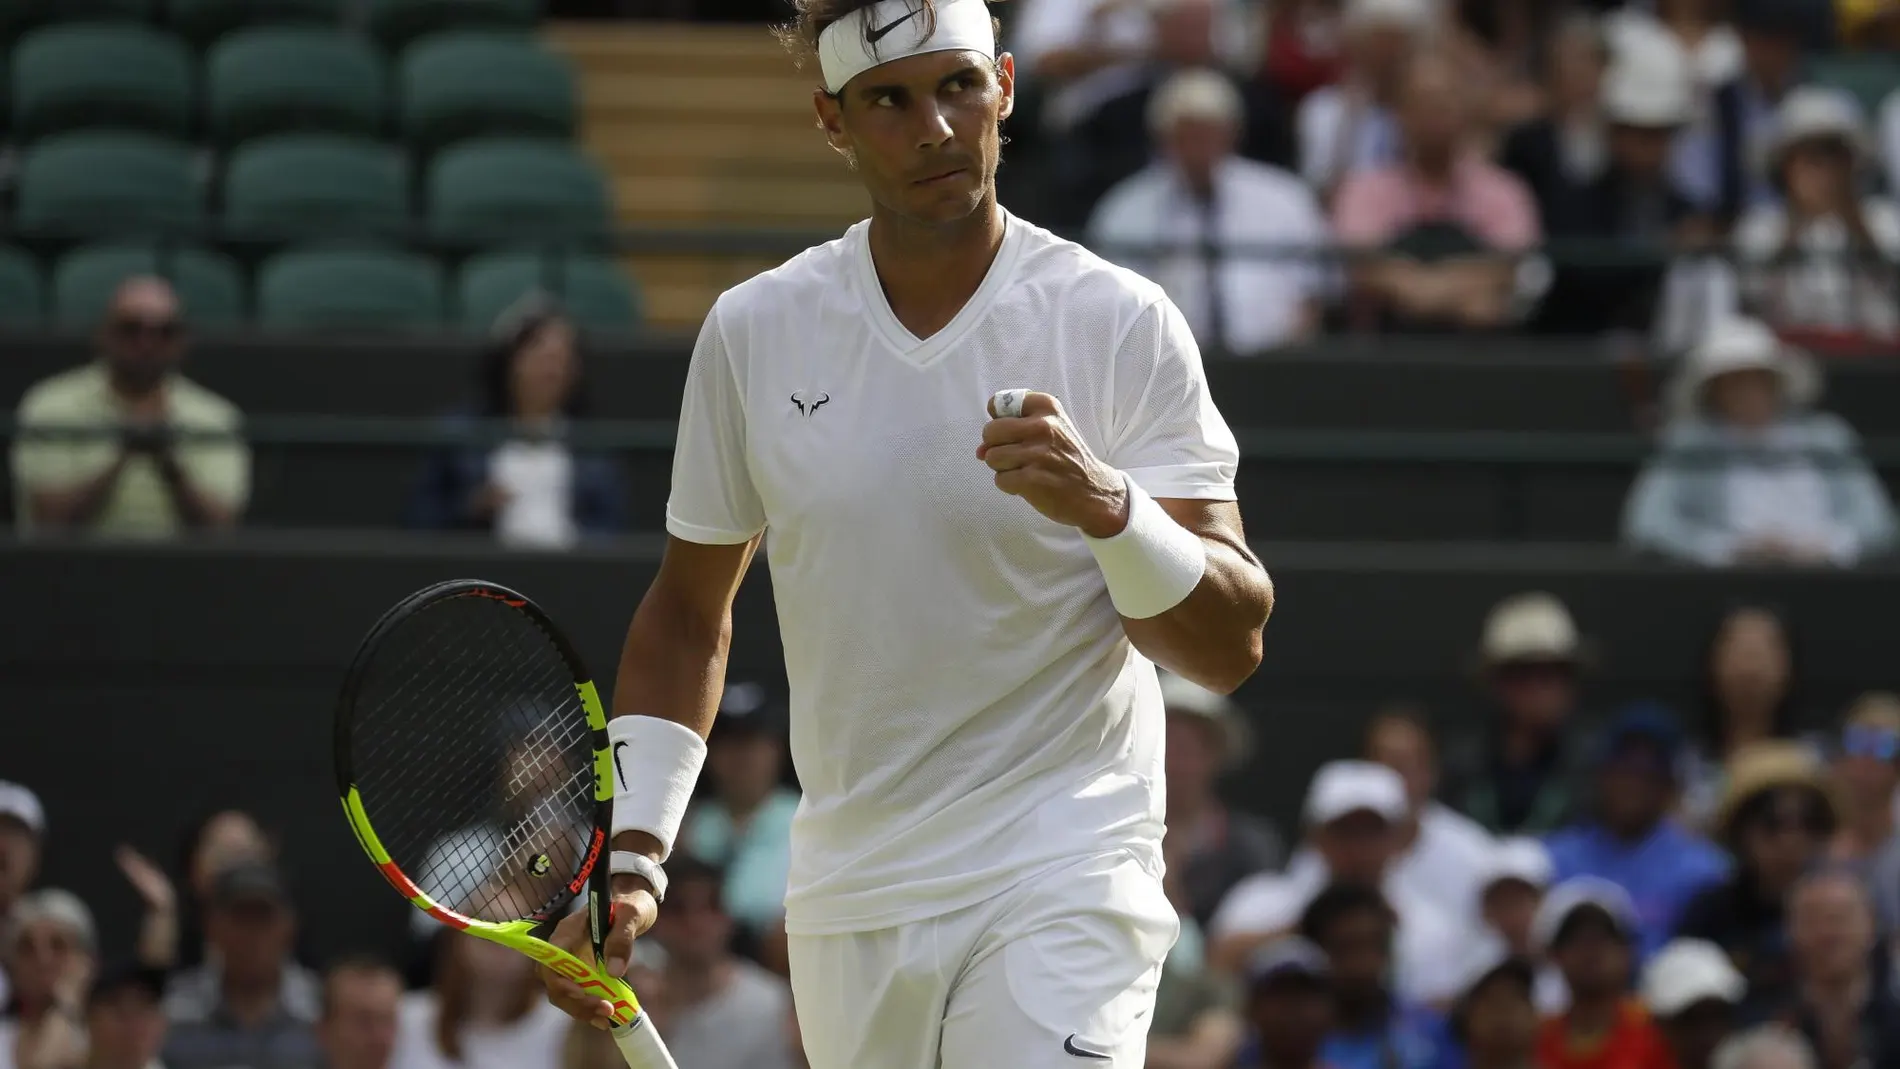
[1544,705,1730,960]
[1299,883,1444,1069]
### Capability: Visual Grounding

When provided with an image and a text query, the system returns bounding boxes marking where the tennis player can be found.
[538,0,1274,1064]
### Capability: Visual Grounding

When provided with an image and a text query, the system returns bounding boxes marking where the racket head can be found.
[332,580,617,964]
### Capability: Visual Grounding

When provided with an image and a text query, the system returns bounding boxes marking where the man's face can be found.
[1596,744,1673,834]
[1153,0,1216,66]
[1790,876,1874,982]
[99,282,185,394]
[1551,916,1632,999]
[206,897,294,984]
[1737,790,1829,893]
[1367,720,1434,809]
[1610,124,1678,179]
[1481,880,1542,954]
[1165,713,1222,793]
[319,968,401,1069]
[1706,369,1783,431]
[650,878,731,970]
[1312,811,1394,885]
[1662,999,1737,1069]
[188,812,271,905]
[87,988,168,1069]
[1398,56,1466,158]
[1463,975,1538,1057]
[1164,115,1238,187]
[1741,28,1799,92]
[707,732,783,805]
[1351,23,1417,96]
[1487,660,1577,730]
[6,917,90,1007]
[1249,982,1333,1064]
[1836,725,1900,807]
[0,816,40,907]
[816,49,1014,228]
[1317,909,1393,1003]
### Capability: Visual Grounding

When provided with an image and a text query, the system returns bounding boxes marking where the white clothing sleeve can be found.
[1105,298,1240,501]
[665,306,768,544]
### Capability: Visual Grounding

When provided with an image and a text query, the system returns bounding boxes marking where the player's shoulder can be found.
[710,220,865,327]
[1007,212,1170,319]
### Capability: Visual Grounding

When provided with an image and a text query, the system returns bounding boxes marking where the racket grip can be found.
[610,1013,678,1069]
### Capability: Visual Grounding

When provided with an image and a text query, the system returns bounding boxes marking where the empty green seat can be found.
[428,138,609,244]
[1810,55,1900,116]
[458,251,640,332]
[168,0,345,45]
[367,0,539,49]
[256,247,446,329]
[17,133,203,237]
[11,24,194,140]
[52,244,245,327]
[398,32,574,147]
[224,135,411,239]
[0,248,46,326]
[205,27,386,143]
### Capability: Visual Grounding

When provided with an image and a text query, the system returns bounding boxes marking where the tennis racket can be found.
[332,579,677,1069]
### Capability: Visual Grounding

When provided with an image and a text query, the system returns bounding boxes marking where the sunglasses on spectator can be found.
[1841,726,1900,762]
[110,317,183,341]
[1745,791,1832,836]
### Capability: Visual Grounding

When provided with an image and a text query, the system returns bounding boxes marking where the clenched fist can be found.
[980,390,1129,539]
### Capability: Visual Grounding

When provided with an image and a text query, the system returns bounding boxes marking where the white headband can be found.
[817,0,996,94]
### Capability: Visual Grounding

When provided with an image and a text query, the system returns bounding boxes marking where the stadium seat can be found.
[17,133,204,238]
[1809,55,1900,116]
[427,138,610,244]
[255,247,446,329]
[458,251,641,332]
[397,32,575,148]
[223,135,411,240]
[366,0,540,50]
[205,28,387,144]
[52,243,245,327]
[11,24,195,141]
[168,0,345,46]
[7,0,160,30]
[0,248,46,326]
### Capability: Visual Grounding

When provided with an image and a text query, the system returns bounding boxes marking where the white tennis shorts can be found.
[787,849,1179,1069]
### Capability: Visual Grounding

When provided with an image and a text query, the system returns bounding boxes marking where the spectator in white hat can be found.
[1643,939,1746,1069]
[0,783,46,1013]
[1088,66,1330,355]
[1733,87,1900,345]
[1710,1025,1817,1069]
[1209,761,1465,1004]
[1154,671,1283,929]
[1362,707,1499,925]
[1296,0,1435,192]
[1440,593,1593,836]
[1621,315,1896,567]
[1,889,98,1069]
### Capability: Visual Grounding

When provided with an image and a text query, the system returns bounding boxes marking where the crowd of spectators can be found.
[1008,0,1900,356]
[7,589,1900,1069]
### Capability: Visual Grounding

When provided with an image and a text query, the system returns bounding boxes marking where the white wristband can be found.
[1083,475,1207,619]
[609,851,668,903]
[606,716,707,863]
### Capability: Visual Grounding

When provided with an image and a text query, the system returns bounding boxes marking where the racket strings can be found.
[346,595,596,924]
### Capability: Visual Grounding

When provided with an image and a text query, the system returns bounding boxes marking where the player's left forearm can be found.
[1119,527,1271,695]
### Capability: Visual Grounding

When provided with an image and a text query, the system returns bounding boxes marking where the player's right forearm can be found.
[611,585,732,738]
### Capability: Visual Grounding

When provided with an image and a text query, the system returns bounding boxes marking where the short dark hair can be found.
[665,854,727,909]
[774,0,1003,93]
[321,952,401,1016]
[1298,882,1396,946]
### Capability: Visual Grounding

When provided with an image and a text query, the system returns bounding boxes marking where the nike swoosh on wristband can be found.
[866,7,921,43]
[1063,1035,1112,1060]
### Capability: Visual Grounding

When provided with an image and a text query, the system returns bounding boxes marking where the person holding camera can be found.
[11,277,248,537]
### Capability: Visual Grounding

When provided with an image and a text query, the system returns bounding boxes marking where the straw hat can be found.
[1711,739,1841,843]
[1761,87,1871,177]
[1667,317,1820,420]
[1475,592,1591,670]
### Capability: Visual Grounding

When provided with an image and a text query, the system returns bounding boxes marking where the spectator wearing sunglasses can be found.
[1833,693,1900,932]
[11,277,248,537]
[1677,742,1841,1020]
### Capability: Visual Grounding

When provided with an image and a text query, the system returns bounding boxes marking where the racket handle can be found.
[610,1012,678,1069]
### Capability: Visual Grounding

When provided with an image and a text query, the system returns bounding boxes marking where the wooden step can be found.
[583,73,813,120]
[614,174,866,226]
[625,253,794,329]
[547,22,793,66]
[586,120,839,170]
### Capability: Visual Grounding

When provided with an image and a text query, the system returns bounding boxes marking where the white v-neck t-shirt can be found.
[666,210,1240,936]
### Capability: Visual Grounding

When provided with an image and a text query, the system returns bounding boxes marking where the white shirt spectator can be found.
[1089,157,1329,353]
[389,993,568,1069]
[1390,801,1499,924]
[490,440,579,549]
[661,961,793,1069]
[1210,847,1469,1004]
[1297,87,1400,189]
[1734,199,1900,338]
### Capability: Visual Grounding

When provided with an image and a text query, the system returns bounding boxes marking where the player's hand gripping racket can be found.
[332,579,678,1069]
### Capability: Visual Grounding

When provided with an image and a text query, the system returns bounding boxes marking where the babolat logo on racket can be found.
[463,587,527,608]
[568,827,606,895]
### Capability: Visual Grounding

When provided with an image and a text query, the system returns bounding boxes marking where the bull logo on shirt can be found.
[791,391,831,416]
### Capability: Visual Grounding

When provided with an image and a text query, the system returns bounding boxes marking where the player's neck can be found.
[865,197,1006,339]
